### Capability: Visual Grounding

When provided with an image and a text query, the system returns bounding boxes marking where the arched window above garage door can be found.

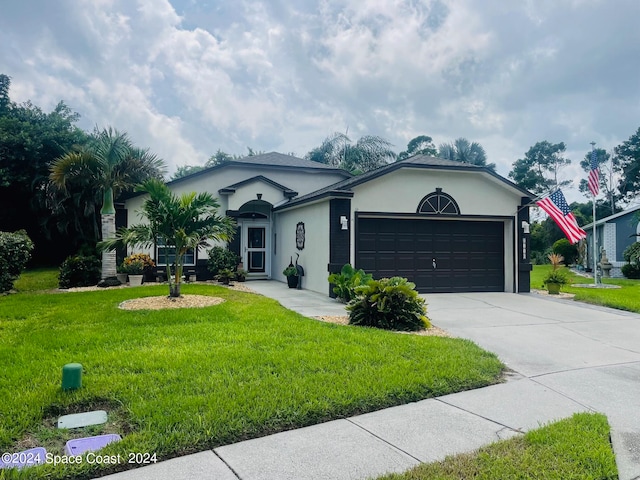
[417,188,460,215]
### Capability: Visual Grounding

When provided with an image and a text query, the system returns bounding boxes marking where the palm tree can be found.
[306,133,396,173]
[50,128,165,279]
[100,179,236,297]
[438,138,496,171]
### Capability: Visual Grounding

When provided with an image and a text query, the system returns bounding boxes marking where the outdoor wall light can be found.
[340,216,348,230]
[256,193,263,200]
[521,221,530,234]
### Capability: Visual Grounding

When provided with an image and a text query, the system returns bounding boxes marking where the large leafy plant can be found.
[346,277,430,332]
[58,254,101,288]
[0,230,34,292]
[328,264,372,302]
[207,246,240,276]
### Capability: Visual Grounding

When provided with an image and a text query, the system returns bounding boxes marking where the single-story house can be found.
[120,152,535,295]
[583,205,640,277]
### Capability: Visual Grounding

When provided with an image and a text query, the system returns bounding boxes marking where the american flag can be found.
[537,190,587,244]
[588,149,599,197]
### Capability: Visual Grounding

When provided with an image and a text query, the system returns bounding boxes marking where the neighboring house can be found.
[583,205,640,277]
[120,152,535,295]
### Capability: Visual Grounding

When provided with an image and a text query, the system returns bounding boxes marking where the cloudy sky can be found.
[1,0,639,201]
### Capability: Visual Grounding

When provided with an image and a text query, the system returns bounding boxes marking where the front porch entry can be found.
[232,199,273,279]
[241,221,270,278]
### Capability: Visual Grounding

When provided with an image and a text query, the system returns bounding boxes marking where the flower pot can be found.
[128,274,144,287]
[286,275,299,288]
[116,273,128,284]
[546,282,561,295]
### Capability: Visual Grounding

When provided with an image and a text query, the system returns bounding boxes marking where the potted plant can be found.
[116,264,128,284]
[122,258,145,286]
[217,268,235,285]
[125,253,156,282]
[543,253,569,294]
[283,265,299,288]
[235,268,247,282]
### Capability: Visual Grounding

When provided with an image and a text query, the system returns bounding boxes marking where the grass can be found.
[12,267,59,292]
[532,264,640,313]
[0,283,504,479]
[376,413,618,480]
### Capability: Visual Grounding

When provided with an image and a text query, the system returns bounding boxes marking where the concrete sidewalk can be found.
[98,284,640,480]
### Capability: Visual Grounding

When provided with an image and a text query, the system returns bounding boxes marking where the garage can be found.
[356,217,505,293]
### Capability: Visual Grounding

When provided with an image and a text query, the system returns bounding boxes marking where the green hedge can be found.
[0,230,34,293]
[58,254,101,288]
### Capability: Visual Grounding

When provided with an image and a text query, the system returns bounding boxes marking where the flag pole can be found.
[591,141,597,286]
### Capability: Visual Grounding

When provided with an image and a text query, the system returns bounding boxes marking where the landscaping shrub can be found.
[621,243,640,279]
[623,242,640,264]
[346,277,430,331]
[207,246,239,275]
[531,247,553,265]
[553,238,577,266]
[123,253,155,272]
[328,263,373,302]
[58,254,101,288]
[621,263,640,279]
[0,230,34,293]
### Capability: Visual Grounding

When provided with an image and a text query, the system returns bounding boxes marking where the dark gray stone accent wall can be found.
[517,197,532,292]
[328,198,351,296]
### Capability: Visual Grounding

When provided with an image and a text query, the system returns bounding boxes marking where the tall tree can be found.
[508,141,571,196]
[0,74,10,114]
[614,127,640,201]
[438,138,496,170]
[398,135,438,160]
[100,179,236,297]
[171,165,204,180]
[306,133,396,173]
[0,75,89,264]
[206,149,234,167]
[50,128,165,279]
[578,148,621,216]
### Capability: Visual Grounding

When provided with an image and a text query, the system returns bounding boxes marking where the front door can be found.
[242,222,269,276]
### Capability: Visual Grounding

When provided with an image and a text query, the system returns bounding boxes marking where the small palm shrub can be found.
[346,277,430,332]
[207,247,239,276]
[622,243,640,279]
[623,242,640,263]
[59,254,101,288]
[328,264,373,302]
[0,230,34,293]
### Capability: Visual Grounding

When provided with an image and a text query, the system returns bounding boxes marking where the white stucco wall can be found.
[122,165,346,264]
[274,201,330,295]
[348,168,523,292]
[227,181,286,211]
[350,168,522,216]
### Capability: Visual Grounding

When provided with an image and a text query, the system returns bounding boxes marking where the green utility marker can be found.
[62,363,82,390]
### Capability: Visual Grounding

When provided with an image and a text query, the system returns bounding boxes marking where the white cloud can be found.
[0,0,638,192]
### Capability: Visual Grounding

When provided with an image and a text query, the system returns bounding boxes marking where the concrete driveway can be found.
[100,286,640,480]
[425,292,640,479]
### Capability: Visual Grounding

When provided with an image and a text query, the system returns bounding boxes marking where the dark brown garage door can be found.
[356,218,504,293]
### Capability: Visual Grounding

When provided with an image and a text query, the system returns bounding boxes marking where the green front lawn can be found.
[376,413,618,480]
[12,267,59,292]
[0,283,504,479]
[532,265,640,313]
